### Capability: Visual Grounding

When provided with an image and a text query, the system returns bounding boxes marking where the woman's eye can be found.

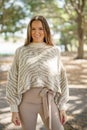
[32,28,35,30]
[39,28,44,30]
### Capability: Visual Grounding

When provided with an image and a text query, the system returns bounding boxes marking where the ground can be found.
[0,52,87,130]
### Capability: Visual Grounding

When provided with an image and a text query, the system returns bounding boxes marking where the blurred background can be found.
[0,0,87,130]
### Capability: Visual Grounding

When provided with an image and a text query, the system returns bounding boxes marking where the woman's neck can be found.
[29,42,47,47]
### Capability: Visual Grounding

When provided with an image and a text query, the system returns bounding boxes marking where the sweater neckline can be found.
[29,42,48,48]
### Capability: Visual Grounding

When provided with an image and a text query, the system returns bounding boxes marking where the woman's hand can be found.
[12,112,21,126]
[59,110,67,125]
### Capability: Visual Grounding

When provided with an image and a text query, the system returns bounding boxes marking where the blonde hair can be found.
[24,15,54,46]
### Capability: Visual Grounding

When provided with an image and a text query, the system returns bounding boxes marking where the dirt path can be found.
[0,52,87,130]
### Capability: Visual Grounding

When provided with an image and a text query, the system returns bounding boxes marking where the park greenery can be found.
[0,0,87,59]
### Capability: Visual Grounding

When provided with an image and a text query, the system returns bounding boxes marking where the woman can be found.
[6,15,69,130]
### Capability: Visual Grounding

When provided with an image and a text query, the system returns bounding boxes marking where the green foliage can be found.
[0,0,30,36]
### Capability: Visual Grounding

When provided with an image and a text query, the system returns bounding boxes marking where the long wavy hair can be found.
[24,15,54,46]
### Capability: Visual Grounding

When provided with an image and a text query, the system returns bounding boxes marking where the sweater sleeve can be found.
[58,61,69,111]
[6,48,21,112]
[56,49,69,111]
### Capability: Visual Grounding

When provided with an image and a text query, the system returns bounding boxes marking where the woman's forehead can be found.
[31,20,43,27]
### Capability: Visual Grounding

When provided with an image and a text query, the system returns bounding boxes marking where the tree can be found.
[0,0,29,37]
[64,0,87,59]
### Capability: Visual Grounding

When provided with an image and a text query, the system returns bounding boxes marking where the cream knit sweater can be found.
[6,42,69,112]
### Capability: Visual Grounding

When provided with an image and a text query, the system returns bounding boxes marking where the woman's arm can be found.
[56,48,69,124]
[58,63,69,111]
[58,62,69,124]
[6,48,21,112]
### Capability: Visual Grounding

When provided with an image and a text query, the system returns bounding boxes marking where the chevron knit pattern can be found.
[6,42,69,112]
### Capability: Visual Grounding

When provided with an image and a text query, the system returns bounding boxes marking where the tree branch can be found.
[81,0,85,12]
[70,0,80,15]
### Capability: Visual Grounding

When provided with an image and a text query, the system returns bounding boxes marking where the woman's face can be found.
[31,20,45,43]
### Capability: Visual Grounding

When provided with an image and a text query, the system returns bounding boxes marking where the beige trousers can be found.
[19,87,64,130]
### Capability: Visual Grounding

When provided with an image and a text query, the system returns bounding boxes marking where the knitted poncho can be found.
[6,42,69,112]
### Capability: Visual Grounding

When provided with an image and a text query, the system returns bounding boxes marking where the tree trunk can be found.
[65,43,68,51]
[77,14,84,59]
[77,38,84,59]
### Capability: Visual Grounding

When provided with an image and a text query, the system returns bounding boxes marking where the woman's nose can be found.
[35,29,39,34]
